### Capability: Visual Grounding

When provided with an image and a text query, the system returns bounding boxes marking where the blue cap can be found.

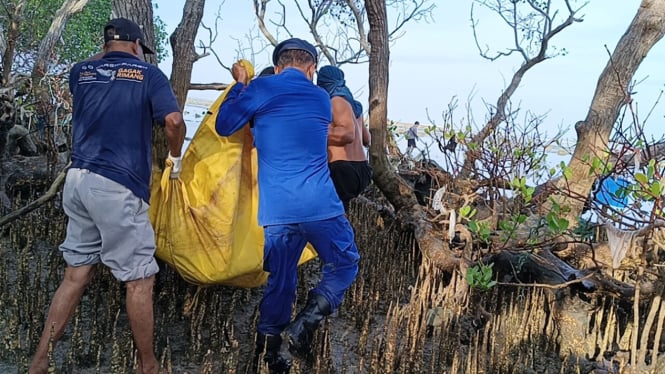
[272,38,318,65]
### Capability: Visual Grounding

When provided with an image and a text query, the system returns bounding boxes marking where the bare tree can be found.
[459,0,584,179]
[253,0,434,66]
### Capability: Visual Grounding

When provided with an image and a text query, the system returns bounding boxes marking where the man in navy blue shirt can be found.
[216,39,360,372]
[29,18,185,374]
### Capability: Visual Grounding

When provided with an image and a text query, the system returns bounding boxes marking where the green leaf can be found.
[557,218,569,231]
[563,167,572,180]
[499,220,513,231]
[635,173,648,184]
[459,205,476,219]
[468,220,478,233]
[591,157,601,174]
[648,160,656,179]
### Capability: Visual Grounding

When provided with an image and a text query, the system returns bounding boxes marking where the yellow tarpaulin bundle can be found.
[149,61,316,287]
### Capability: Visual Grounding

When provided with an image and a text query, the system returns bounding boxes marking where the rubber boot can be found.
[254,333,291,374]
[284,292,332,361]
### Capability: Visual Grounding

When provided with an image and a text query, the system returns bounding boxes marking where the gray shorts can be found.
[59,168,159,282]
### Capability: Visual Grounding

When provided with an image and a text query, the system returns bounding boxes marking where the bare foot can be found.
[137,357,160,374]
[27,360,48,374]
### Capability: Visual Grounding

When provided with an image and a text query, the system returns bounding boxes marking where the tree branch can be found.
[0,162,69,228]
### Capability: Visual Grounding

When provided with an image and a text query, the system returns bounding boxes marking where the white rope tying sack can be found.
[604,222,637,269]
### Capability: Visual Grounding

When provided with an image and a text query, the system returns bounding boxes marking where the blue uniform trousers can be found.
[257,214,360,335]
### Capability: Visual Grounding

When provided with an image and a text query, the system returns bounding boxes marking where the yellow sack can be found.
[149,60,317,287]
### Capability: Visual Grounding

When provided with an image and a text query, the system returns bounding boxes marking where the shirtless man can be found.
[317,65,372,211]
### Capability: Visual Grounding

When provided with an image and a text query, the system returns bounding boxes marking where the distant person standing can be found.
[215,38,360,372]
[29,18,186,374]
[317,65,372,211]
[405,121,420,158]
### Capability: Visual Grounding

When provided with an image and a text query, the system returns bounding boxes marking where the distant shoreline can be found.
[183,97,575,153]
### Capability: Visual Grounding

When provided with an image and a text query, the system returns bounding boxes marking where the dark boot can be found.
[284,292,332,361]
[254,333,291,374]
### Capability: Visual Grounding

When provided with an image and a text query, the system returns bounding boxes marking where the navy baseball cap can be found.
[104,18,155,54]
[272,38,318,65]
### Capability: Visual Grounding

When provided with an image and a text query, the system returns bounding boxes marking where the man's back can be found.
[327,97,367,163]
[217,67,344,226]
[69,51,178,202]
[252,69,332,174]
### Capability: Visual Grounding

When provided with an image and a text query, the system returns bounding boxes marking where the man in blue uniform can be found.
[29,18,186,374]
[216,38,360,372]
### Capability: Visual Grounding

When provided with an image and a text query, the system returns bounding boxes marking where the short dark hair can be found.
[277,49,316,68]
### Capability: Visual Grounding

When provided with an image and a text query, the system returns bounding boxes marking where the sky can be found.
[154,0,665,141]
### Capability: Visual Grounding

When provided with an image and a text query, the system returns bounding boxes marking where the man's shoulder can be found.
[330,96,353,111]
[313,84,329,97]
[311,85,332,108]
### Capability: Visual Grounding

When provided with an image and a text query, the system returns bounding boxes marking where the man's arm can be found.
[328,97,356,146]
[215,84,252,136]
[358,115,371,147]
[164,112,186,157]
[147,69,186,158]
[216,61,259,136]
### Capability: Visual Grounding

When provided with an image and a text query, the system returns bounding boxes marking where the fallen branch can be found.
[483,248,647,299]
[497,272,596,290]
[0,162,69,227]
[189,82,228,91]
